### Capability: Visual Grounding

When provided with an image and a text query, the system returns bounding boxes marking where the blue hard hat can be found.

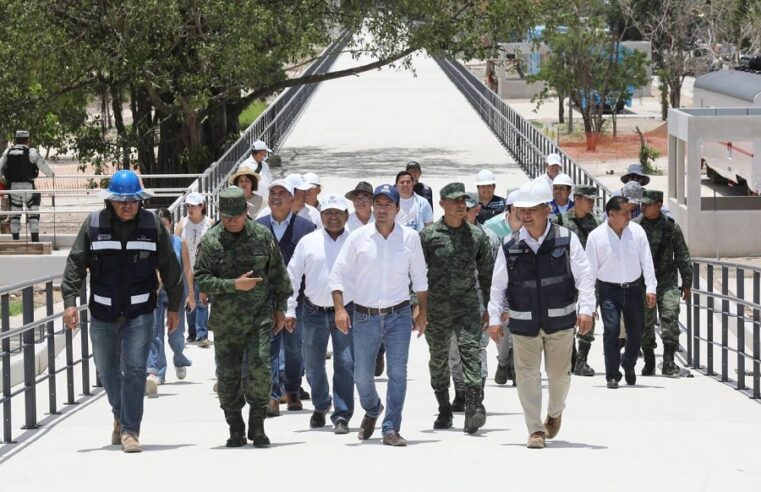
[100,170,153,201]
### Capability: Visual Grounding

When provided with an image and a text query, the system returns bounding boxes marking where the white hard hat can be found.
[475,169,497,186]
[514,180,553,208]
[546,153,562,166]
[552,173,574,188]
[505,189,520,207]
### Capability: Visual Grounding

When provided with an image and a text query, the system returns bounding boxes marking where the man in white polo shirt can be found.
[534,152,563,195]
[329,184,428,447]
[286,194,354,435]
[585,196,657,389]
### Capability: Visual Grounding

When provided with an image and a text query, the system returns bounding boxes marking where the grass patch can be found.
[7,299,22,317]
[239,100,269,129]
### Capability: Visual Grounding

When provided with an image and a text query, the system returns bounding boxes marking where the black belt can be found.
[597,279,643,289]
[304,298,334,312]
[353,300,410,316]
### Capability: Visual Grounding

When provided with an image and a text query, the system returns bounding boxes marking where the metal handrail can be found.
[433,55,614,204]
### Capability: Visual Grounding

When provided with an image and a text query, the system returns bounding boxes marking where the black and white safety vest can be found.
[503,223,578,336]
[3,145,38,183]
[87,208,159,321]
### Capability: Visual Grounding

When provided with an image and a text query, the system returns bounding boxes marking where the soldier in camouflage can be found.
[552,184,601,376]
[194,187,293,448]
[420,182,494,435]
[634,190,692,376]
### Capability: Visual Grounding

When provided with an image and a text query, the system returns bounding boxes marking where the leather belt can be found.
[305,298,334,312]
[353,300,410,316]
[597,279,643,289]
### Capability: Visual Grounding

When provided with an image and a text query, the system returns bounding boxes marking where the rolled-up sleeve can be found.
[569,232,595,316]
[488,246,508,326]
[408,233,428,293]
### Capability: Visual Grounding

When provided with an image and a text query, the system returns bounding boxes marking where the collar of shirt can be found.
[519,220,551,253]
[605,221,632,241]
[270,212,293,228]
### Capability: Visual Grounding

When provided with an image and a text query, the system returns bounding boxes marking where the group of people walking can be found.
[60,141,692,453]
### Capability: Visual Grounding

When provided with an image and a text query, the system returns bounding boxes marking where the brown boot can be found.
[111,420,121,445]
[265,398,280,417]
[121,432,142,453]
[286,393,303,411]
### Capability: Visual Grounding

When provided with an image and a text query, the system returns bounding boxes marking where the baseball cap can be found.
[303,172,321,187]
[268,179,294,196]
[285,173,314,191]
[345,181,374,200]
[465,192,479,209]
[184,192,204,206]
[546,153,562,166]
[373,184,400,204]
[219,187,247,217]
[641,189,663,204]
[319,194,349,212]
[440,182,470,201]
[622,181,644,204]
[573,185,599,199]
[406,161,422,171]
[250,140,272,152]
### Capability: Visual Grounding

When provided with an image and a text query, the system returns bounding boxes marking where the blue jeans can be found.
[302,302,354,424]
[353,305,412,435]
[598,281,645,381]
[90,312,154,435]
[270,305,304,398]
[186,290,208,340]
[147,289,192,381]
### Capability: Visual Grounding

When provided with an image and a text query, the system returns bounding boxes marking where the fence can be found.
[685,259,761,399]
[434,55,614,205]
[1,274,91,443]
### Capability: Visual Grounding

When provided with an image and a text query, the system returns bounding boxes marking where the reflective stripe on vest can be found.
[93,294,112,306]
[509,309,533,320]
[126,241,157,251]
[547,302,576,318]
[91,241,122,251]
[131,293,150,304]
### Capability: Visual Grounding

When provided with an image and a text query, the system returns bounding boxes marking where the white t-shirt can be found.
[179,216,213,266]
[397,196,417,230]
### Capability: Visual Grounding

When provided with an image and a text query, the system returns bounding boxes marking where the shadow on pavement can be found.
[78,443,195,453]
[502,440,608,449]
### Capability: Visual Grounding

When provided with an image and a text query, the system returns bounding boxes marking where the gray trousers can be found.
[9,182,40,234]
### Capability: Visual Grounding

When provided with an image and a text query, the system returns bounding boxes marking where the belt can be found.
[353,300,410,316]
[304,298,334,312]
[597,279,643,289]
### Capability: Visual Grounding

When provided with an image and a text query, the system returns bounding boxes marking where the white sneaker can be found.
[145,374,159,398]
[175,366,187,380]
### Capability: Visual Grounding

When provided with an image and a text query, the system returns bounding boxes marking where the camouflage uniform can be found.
[634,191,692,354]
[420,183,494,433]
[194,187,292,446]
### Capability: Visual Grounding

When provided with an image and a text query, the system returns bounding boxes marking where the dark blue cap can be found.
[373,184,400,204]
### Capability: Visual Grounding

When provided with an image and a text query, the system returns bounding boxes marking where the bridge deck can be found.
[2,51,761,491]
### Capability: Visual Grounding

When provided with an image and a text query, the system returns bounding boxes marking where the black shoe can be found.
[624,368,636,386]
[451,390,465,412]
[186,335,196,343]
[642,348,656,376]
[463,387,486,434]
[607,378,619,389]
[249,420,270,448]
[30,233,39,243]
[299,387,310,400]
[374,351,385,377]
[334,420,349,435]
[494,364,508,385]
[309,411,326,428]
[225,411,247,447]
[11,233,19,241]
[433,390,453,430]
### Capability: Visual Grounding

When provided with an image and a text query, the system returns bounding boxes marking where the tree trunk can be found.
[659,74,669,121]
[110,83,130,169]
[558,93,565,124]
[132,85,156,174]
[669,77,682,109]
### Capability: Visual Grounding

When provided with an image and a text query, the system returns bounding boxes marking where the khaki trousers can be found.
[513,328,573,435]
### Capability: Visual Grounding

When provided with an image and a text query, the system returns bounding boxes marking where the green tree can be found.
[1,0,538,175]
[530,0,649,150]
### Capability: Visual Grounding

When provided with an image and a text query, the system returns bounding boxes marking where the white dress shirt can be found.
[286,228,352,317]
[487,221,596,326]
[267,212,293,241]
[329,222,428,308]
[347,212,374,232]
[585,221,657,294]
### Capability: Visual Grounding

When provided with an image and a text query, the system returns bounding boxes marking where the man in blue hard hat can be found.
[61,170,184,453]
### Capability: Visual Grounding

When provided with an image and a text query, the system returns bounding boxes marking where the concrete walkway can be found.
[2,51,761,492]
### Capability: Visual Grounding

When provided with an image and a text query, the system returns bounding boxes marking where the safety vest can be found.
[503,223,577,336]
[87,208,159,321]
[3,145,38,183]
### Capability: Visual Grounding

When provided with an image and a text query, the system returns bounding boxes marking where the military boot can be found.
[463,387,486,435]
[662,344,680,376]
[451,388,465,412]
[225,411,247,447]
[31,233,39,243]
[641,347,656,376]
[573,341,595,376]
[248,407,270,447]
[433,390,453,429]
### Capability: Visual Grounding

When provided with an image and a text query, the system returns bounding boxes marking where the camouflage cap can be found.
[641,189,664,204]
[440,182,469,201]
[219,186,247,217]
[465,191,478,208]
[573,184,599,199]
[622,181,644,204]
